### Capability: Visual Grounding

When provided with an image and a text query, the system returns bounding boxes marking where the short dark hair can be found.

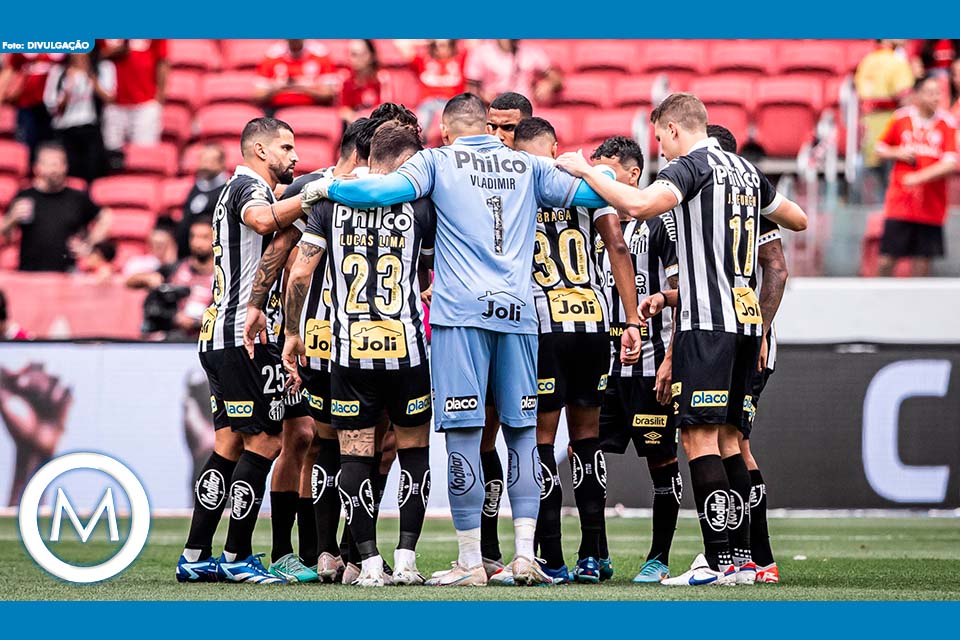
[706,124,738,153]
[514,117,556,145]
[590,135,644,173]
[190,214,213,229]
[914,73,938,91]
[370,121,423,166]
[650,93,708,132]
[35,140,66,158]
[490,92,533,118]
[353,117,381,163]
[370,102,420,134]
[154,215,177,235]
[240,117,294,156]
[442,93,487,128]
[339,117,367,160]
[92,240,117,263]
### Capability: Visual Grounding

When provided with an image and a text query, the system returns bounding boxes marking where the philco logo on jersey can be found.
[306,319,332,360]
[548,288,602,323]
[537,378,556,394]
[691,390,729,408]
[444,396,479,413]
[350,320,407,360]
[406,394,431,416]
[225,401,253,418]
[597,374,608,391]
[520,395,537,411]
[331,399,360,416]
[633,414,668,428]
[334,203,412,233]
[478,291,524,323]
[712,164,761,189]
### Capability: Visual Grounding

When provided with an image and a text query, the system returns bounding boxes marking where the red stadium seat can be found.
[0,140,29,178]
[382,68,421,109]
[707,41,777,76]
[534,108,581,147]
[221,39,274,70]
[161,104,193,145]
[776,41,847,77]
[201,72,260,105]
[165,69,203,110]
[65,176,88,191]
[123,143,180,177]
[322,40,351,68]
[535,40,575,74]
[194,104,263,141]
[0,175,20,208]
[638,41,707,85]
[293,139,336,174]
[0,107,15,139]
[181,140,243,175]
[0,244,18,270]
[845,40,876,73]
[274,106,342,142]
[612,75,659,108]
[580,109,637,147]
[374,39,410,68]
[690,76,754,147]
[557,74,614,109]
[754,76,823,156]
[167,39,221,72]
[90,176,161,211]
[572,41,638,74]
[109,208,158,241]
[161,176,195,218]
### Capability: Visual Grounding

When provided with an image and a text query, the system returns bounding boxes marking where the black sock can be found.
[297,496,318,567]
[598,518,609,559]
[723,454,752,567]
[224,450,273,560]
[648,461,682,567]
[397,446,430,551]
[185,451,236,559]
[480,449,504,561]
[340,527,357,564]
[312,438,341,557]
[372,452,385,523]
[269,490,298,562]
[339,455,379,561]
[689,454,732,571]
[571,438,606,561]
[749,468,776,567]
[536,443,564,568]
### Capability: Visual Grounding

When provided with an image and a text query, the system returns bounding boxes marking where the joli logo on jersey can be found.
[478,291,524,323]
[548,288,602,323]
[350,320,407,360]
[305,319,332,359]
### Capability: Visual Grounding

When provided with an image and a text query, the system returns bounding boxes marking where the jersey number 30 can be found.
[533,229,590,287]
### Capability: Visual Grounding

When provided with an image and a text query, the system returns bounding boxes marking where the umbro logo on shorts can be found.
[444,396,478,412]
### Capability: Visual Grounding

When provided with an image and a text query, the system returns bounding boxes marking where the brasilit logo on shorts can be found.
[18,452,150,583]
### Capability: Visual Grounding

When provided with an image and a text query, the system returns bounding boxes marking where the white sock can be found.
[361,554,383,574]
[182,548,202,562]
[222,551,237,562]
[514,517,536,560]
[395,548,416,569]
[456,527,482,568]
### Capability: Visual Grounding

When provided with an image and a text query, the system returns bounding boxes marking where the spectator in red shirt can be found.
[465,39,562,105]
[876,75,959,276]
[339,39,391,124]
[255,39,338,114]
[99,39,168,158]
[951,59,960,121]
[411,39,466,137]
[0,53,63,161]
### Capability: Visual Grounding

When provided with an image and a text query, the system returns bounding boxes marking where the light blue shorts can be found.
[431,326,538,431]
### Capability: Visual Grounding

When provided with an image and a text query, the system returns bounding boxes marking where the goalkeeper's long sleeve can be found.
[326,173,418,208]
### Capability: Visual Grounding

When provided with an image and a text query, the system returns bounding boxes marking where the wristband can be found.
[270,204,281,231]
[625,322,642,330]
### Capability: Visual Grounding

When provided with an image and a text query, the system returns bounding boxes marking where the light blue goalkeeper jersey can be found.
[326,134,605,335]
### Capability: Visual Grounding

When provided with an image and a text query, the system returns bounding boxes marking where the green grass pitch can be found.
[1,515,958,601]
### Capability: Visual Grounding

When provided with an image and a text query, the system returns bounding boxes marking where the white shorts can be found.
[102,101,161,150]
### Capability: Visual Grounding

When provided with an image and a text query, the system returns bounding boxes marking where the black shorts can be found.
[299,364,332,424]
[741,366,774,440]
[671,330,761,430]
[537,332,610,413]
[879,219,945,258]
[329,362,432,430]
[200,344,293,436]
[599,375,678,459]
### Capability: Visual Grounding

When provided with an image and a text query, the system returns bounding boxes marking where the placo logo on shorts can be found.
[331,399,360,416]
[307,393,324,411]
[691,390,728,408]
[537,378,556,394]
[448,452,476,496]
[225,401,254,418]
[444,396,478,413]
[18,453,150,584]
[520,395,537,411]
[671,382,682,398]
[406,394,431,415]
[305,319,332,360]
[350,320,407,360]
[633,414,668,428]
[209,395,217,414]
[597,374,608,391]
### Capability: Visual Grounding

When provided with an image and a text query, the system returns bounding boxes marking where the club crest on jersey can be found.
[448,452,476,496]
[704,489,729,532]
[482,479,503,517]
[268,398,286,422]
[350,320,408,360]
[478,291,524,323]
[230,481,255,520]
[195,469,225,510]
[305,319,332,360]
[727,489,746,530]
[507,448,520,488]
[548,288,602,323]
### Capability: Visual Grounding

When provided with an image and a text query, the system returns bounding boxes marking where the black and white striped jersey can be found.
[199,165,303,352]
[598,214,679,378]
[757,216,780,371]
[532,206,613,334]
[655,137,782,336]
[301,197,436,370]
[282,168,334,372]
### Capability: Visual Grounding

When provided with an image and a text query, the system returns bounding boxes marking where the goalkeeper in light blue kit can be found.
[301,94,641,586]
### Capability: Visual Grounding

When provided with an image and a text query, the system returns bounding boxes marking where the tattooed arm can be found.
[280,239,326,387]
[247,224,303,310]
[757,237,788,371]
